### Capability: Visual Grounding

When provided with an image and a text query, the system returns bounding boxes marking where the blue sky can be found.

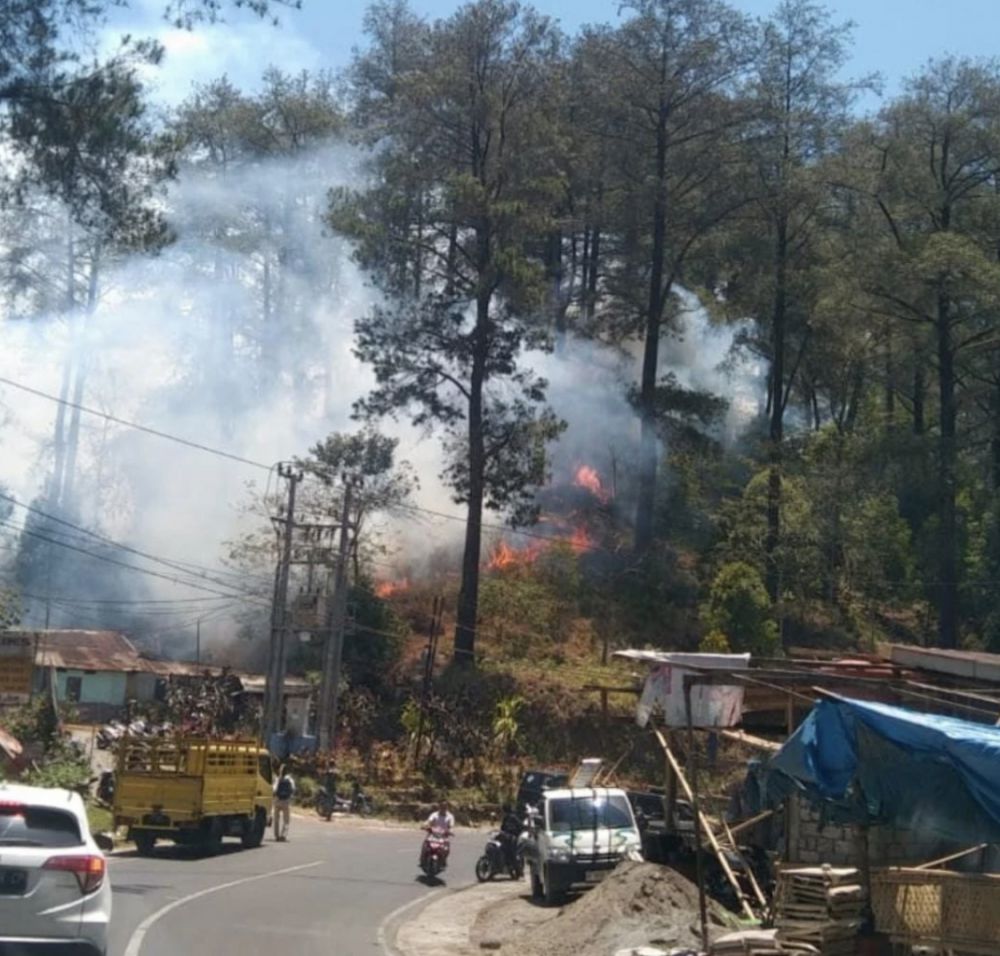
[108,0,1000,107]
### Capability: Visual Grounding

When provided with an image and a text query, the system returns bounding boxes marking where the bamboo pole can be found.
[721,816,767,910]
[654,725,756,922]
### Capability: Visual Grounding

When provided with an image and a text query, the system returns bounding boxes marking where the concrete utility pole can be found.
[316,476,359,753]
[263,463,303,744]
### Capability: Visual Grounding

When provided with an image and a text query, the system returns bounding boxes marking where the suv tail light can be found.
[43,855,106,894]
[0,802,25,814]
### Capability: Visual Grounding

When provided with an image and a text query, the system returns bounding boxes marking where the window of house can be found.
[65,675,82,702]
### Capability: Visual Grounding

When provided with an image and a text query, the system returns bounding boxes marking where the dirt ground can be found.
[470,863,726,956]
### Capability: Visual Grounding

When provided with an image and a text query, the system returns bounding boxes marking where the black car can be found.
[626,790,696,863]
[515,769,568,816]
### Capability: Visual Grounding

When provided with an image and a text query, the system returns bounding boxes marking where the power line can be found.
[0,492,271,596]
[0,518,269,605]
[18,592,236,607]
[0,375,272,472]
[0,371,619,560]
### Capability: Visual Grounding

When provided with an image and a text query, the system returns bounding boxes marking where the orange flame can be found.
[570,526,594,554]
[485,539,545,571]
[573,465,611,504]
[375,578,410,599]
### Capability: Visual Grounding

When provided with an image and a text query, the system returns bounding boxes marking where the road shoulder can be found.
[389,878,554,956]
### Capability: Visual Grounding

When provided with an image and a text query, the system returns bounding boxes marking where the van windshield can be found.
[547,794,633,833]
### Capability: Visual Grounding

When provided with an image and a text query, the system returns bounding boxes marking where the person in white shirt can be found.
[420,800,455,872]
[273,767,296,841]
[424,800,455,834]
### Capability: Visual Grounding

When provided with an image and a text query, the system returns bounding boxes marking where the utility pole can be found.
[195,619,201,665]
[263,463,303,745]
[413,595,443,767]
[316,476,359,753]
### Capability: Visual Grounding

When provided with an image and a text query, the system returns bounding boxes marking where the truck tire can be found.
[202,817,224,856]
[241,810,266,849]
[134,832,156,857]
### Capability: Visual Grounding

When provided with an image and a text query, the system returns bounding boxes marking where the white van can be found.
[521,786,644,905]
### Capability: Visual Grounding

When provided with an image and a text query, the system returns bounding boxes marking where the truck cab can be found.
[521,786,644,905]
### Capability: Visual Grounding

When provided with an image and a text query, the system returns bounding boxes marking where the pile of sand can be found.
[484,863,724,956]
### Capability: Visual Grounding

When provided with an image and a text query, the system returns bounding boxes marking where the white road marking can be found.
[122,860,323,956]
[376,887,446,956]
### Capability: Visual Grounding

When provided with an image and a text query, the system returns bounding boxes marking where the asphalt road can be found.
[106,815,480,956]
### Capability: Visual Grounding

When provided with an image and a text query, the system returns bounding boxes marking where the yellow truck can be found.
[112,737,273,856]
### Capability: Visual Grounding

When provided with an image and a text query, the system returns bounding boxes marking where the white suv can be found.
[0,783,111,955]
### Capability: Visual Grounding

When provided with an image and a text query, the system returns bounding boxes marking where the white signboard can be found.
[635,652,749,729]
[0,634,34,705]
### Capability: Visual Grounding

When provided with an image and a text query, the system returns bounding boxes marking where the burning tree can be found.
[333,0,567,665]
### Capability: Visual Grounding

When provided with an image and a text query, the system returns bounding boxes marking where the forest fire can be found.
[375,578,411,599]
[573,464,612,504]
[485,539,545,571]
[569,525,594,554]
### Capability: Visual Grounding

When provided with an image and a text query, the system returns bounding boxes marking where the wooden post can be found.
[665,729,678,833]
[722,815,767,910]
[685,682,710,951]
[654,725,756,921]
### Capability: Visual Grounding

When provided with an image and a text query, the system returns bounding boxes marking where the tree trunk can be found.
[992,374,1000,493]
[586,224,601,321]
[634,97,669,555]
[454,289,489,665]
[765,217,788,606]
[62,244,101,517]
[50,227,76,505]
[936,286,958,649]
[884,322,895,428]
[912,362,926,436]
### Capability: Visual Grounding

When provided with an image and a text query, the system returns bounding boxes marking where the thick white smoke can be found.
[0,141,760,652]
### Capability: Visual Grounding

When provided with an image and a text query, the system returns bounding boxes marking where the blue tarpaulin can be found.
[766,697,1000,843]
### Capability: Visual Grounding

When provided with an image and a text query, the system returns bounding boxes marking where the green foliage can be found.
[492,695,523,756]
[294,775,317,804]
[24,753,90,793]
[702,561,779,656]
[720,469,822,602]
[699,629,732,653]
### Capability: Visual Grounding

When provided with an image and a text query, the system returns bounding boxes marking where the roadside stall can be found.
[764,696,1000,955]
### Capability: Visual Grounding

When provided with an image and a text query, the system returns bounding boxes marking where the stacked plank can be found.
[711,928,781,956]
[773,866,866,956]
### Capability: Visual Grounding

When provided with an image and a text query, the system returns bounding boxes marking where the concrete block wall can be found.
[786,795,951,868]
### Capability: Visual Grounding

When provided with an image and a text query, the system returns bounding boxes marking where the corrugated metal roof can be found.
[23,629,144,672]
[887,645,1000,684]
[7,629,312,697]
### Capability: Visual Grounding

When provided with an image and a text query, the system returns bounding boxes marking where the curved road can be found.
[106,815,479,956]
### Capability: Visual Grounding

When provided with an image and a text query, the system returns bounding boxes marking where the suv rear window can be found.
[0,806,83,847]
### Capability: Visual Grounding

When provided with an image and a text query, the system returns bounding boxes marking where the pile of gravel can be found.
[496,863,723,956]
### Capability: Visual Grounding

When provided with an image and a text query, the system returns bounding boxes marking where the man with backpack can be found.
[273,766,295,841]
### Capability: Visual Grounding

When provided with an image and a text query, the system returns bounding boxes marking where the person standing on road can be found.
[273,766,295,841]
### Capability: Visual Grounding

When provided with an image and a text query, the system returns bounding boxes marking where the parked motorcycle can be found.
[475,829,523,882]
[315,781,373,821]
[96,720,125,750]
[420,827,451,878]
[315,787,336,821]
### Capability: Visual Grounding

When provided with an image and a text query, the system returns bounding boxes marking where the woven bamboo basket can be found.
[871,868,1000,954]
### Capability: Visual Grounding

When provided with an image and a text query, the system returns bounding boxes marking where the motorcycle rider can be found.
[421,799,454,870]
[498,803,522,871]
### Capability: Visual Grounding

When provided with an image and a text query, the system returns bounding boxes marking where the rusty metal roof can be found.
[7,630,312,698]
[20,629,145,672]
